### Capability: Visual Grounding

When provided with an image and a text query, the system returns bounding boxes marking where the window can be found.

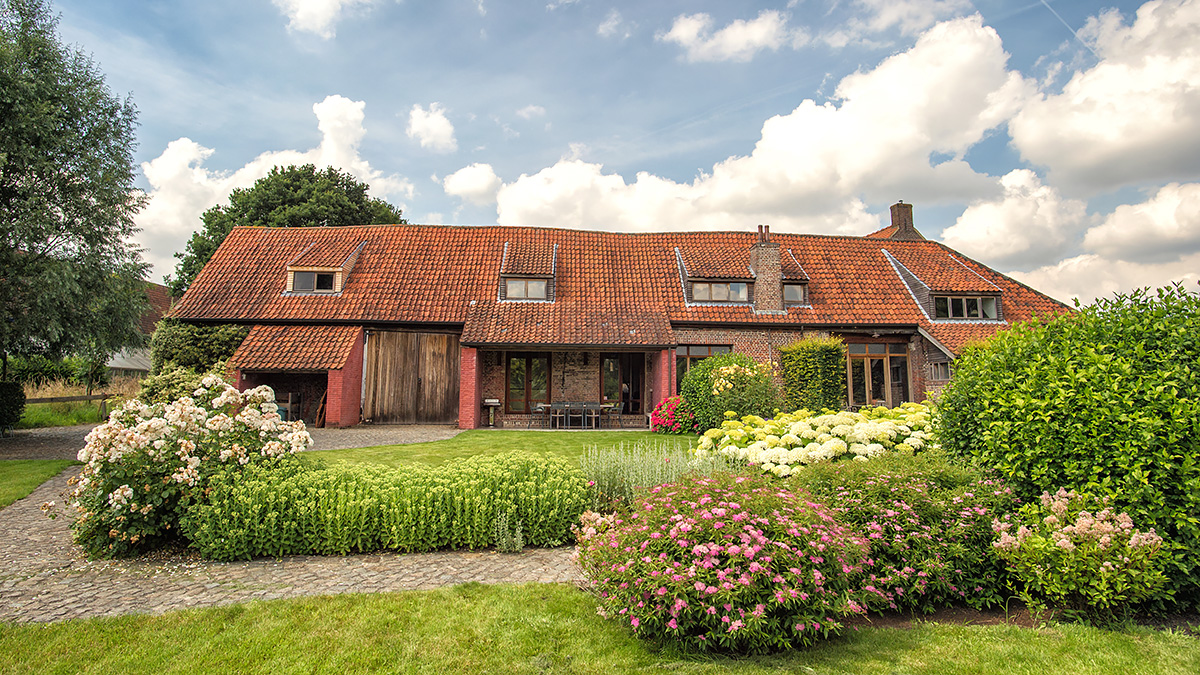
[846,342,909,408]
[929,362,952,381]
[601,353,644,414]
[692,281,748,302]
[675,345,731,392]
[934,295,998,319]
[506,353,550,414]
[784,283,808,304]
[292,271,336,293]
[505,278,548,300]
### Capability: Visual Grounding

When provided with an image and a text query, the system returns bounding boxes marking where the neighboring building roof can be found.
[171,224,1069,354]
[140,282,173,334]
[864,224,898,239]
[230,324,361,371]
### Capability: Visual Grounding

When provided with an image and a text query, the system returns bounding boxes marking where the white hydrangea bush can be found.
[694,403,936,477]
[67,376,313,557]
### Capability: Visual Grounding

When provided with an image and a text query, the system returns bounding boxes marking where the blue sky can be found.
[53,0,1200,303]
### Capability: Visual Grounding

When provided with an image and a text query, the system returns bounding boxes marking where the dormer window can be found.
[293,271,335,293]
[784,283,808,304]
[934,295,998,320]
[693,281,748,302]
[505,278,547,300]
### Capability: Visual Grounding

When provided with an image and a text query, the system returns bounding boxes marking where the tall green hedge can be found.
[679,352,780,433]
[938,284,1200,609]
[779,336,846,412]
[0,382,25,428]
[149,320,249,374]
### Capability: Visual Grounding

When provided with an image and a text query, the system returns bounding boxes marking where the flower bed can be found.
[66,376,311,557]
[695,403,935,475]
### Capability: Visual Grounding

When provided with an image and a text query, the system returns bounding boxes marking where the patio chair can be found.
[566,402,586,429]
[549,402,566,429]
[583,402,602,429]
[527,403,549,429]
[605,401,625,428]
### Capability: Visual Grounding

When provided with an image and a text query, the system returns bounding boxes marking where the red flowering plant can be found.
[650,395,696,435]
[574,474,870,654]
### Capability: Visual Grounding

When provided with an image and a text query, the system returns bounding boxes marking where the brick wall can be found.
[324,328,364,427]
[458,346,481,429]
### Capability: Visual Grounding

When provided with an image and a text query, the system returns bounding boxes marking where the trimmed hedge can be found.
[938,284,1200,608]
[0,382,25,428]
[149,320,248,374]
[779,336,845,412]
[182,452,588,560]
[679,352,780,433]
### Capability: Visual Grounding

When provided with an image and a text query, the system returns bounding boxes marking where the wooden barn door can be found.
[363,332,460,424]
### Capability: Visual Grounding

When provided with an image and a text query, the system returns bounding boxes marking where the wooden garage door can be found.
[363,332,460,424]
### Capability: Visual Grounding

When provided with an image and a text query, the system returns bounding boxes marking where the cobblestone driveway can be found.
[0,425,584,624]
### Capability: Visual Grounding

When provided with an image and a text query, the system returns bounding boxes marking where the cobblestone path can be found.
[1,471,582,625]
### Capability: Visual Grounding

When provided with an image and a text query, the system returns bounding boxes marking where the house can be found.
[106,282,173,377]
[167,202,1069,428]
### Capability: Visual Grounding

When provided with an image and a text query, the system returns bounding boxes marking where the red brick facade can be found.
[324,328,364,427]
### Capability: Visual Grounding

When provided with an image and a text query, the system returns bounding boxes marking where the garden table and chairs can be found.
[526,401,621,429]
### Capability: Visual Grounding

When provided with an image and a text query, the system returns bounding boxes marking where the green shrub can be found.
[0,381,25,428]
[6,355,75,386]
[778,336,846,413]
[579,440,736,511]
[137,360,228,404]
[788,452,1020,612]
[150,320,248,374]
[992,488,1169,622]
[680,352,780,433]
[649,395,696,435]
[937,284,1200,608]
[182,451,588,561]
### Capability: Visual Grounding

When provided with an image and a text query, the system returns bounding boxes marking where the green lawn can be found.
[16,401,104,429]
[306,429,678,467]
[0,583,1195,675]
[0,459,78,509]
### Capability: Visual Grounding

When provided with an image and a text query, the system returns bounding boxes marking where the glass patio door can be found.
[601,353,644,414]
[847,343,910,409]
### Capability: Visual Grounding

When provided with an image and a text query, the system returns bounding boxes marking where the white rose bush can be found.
[694,403,935,476]
[67,376,312,557]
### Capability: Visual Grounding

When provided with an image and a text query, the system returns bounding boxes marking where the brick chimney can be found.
[888,201,926,241]
[750,225,783,313]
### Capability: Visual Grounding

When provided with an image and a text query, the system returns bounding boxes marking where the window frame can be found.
[933,294,1000,320]
[503,277,549,301]
[691,281,749,303]
[674,345,731,393]
[845,341,910,409]
[505,352,551,414]
[928,362,952,381]
[291,270,337,294]
[783,283,808,305]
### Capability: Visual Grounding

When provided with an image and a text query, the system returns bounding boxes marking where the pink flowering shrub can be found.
[67,376,311,558]
[650,396,697,435]
[992,488,1168,620]
[574,474,870,653]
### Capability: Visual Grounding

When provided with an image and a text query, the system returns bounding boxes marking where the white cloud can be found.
[854,0,972,36]
[1083,182,1200,263]
[657,10,808,63]
[134,95,411,281]
[1009,0,1200,191]
[407,103,458,153]
[545,0,581,9]
[516,104,546,120]
[598,9,632,39]
[271,0,378,39]
[1010,253,1200,306]
[940,170,1089,269]
[490,16,1028,234]
[444,163,503,205]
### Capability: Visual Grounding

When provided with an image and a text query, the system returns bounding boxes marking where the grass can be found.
[0,459,78,509]
[306,429,675,468]
[0,583,1197,674]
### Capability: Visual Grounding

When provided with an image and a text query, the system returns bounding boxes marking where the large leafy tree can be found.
[167,164,406,296]
[0,0,148,379]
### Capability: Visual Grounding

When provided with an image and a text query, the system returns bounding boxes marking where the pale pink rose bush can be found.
[67,376,311,557]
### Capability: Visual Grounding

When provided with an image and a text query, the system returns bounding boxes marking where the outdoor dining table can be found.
[531,402,618,429]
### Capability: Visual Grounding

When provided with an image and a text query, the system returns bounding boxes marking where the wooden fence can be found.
[25,393,111,416]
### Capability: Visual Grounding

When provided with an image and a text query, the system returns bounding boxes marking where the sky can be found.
[51,0,1200,305]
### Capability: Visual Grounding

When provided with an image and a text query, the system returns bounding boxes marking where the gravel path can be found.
[0,424,582,624]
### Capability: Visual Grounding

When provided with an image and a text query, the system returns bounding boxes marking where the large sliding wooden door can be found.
[363,331,460,424]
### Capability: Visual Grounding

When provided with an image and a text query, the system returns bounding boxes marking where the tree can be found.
[167,164,406,296]
[0,0,148,379]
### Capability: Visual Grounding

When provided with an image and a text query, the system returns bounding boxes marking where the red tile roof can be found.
[230,325,361,371]
[287,238,365,268]
[886,247,1000,293]
[678,247,754,279]
[500,240,556,276]
[171,224,1069,354]
[781,249,809,281]
[865,224,898,239]
[141,283,173,334]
